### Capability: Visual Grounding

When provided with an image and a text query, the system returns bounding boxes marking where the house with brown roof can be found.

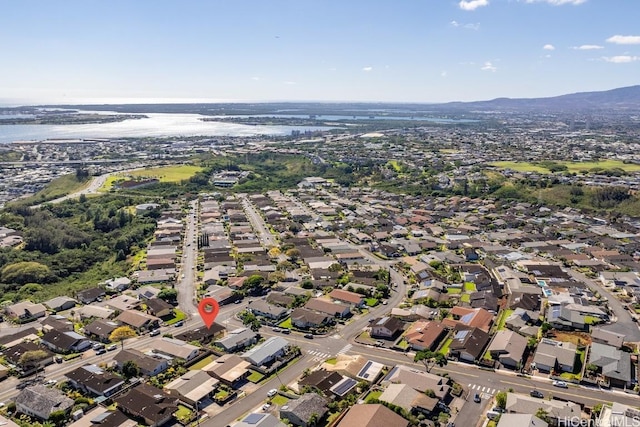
[114,383,178,427]
[4,301,46,322]
[448,327,491,363]
[65,364,125,397]
[290,308,330,329]
[113,349,168,377]
[299,369,345,394]
[336,403,408,427]
[84,319,119,343]
[403,320,448,352]
[304,298,351,318]
[370,316,404,339]
[116,310,160,332]
[443,306,493,332]
[381,365,451,399]
[201,354,251,388]
[328,289,365,307]
[146,298,173,317]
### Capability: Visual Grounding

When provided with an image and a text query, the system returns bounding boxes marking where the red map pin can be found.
[198,297,220,329]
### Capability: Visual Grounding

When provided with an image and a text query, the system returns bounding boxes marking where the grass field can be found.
[100,165,204,191]
[188,355,215,371]
[10,173,90,205]
[278,318,293,329]
[490,160,640,174]
[438,337,452,356]
[495,309,514,330]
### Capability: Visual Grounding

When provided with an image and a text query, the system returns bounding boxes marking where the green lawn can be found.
[463,282,476,292]
[278,318,293,329]
[13,173,90,205]
[489,161,549,173]
[365,390,382,402]
[175,405,194,424]
[247,370,265,383]
[439,337,453,356]
[325,358,337,365]
[396,339,410,350]
[446,287,461,294]
[461,294,471,303]
[495,309,514,330]
[584,315,601,325]
[100,165,204,191]
[271,395,289,406]
[490,160,640,174]
[188,355,215,371]
[163,309,187,325]
[365,298,379,307]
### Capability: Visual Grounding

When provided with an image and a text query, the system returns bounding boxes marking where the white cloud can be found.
[606,35,640,45]
[451,20,480,30]
[543,44,555,50]
[571,44,604,50]
[602,55,640,63]
[441,71,448,77]
[250,77,261,81]
[362,66,373,72]
[525,0,586,5]
[459,0,489,11]
[481,61,497,72]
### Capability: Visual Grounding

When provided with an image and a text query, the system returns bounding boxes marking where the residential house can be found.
[588,342,632,388]
[497,414,548,427]
[76,287,105,304]
[505,308,538,333]
[114,383,178,427]
[266,292,295,307]
[505,392,580,425]
[378,383,438,416]
[546,305,587,331]
[290,307,330,329]
[176,324,226,345]
[65,365,125,397]
[390,305,437,322]
[299,369,345,395]
[236,413,286,427]
[403,320,448,352]
[443,306,493,332]
[336,404,408,427]
[201,354,251,387]
[137,285,162,300]
[591,328,625,348]
[242,336,290,367]
[84,319,119,343]
[75,305,114,320]
[304,298,351,318]
[43,296,77,313]
[15,384,73,421]
[153,338,200,362]
[146,298,173,318]
[113,349,168,377]
[381,365,451,400]
[487,330,528,370]
[370,316,404,339]
[597,402,640,427]
[4,301,46,322]
[247,299,289,321]
[103,277,132,292]
[448,327,491,363]
[41,329,92,353]
[279,393,328,427]
[5,341,53,375]
[328,289,365,307]
[105,294,140,312]
[324,354,385,384]
[164,370,219,407]
[532,339,577,373]
[41,315,74,332]
[215,328,258,352]
[116,310,160,332]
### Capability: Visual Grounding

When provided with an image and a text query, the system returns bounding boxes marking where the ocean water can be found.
[0,113,330,143]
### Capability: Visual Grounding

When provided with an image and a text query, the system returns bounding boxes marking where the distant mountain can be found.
[443,85,640,112]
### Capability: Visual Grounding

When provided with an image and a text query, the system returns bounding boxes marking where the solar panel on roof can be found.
[331,378,357,396]
[357,360,373,378]
[454,330,469,340]
[460,313,474,324]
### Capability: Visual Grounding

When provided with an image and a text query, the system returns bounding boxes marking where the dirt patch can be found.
[551,331,592,347]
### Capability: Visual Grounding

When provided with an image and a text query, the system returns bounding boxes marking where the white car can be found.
[262,403,271,411]
[552,380,568,388]
[267,389,278,397]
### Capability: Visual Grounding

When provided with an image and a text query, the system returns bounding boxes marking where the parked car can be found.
[106,344,118,351]
[280,329,291,334]
[552,380,568,388]
[95,348,106,355]
[44,379,57,387]
[271,327,282,333]
[262,403,271,411]
[267,389,278,397]
[92,343,105,351]
[303,334,314,339]
[530,390,544,398]
[473,393,481,403]
[174,321,184,328]
[150,329,161,336]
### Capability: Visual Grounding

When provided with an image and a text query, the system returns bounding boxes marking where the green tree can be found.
[495,391,507,409]
[122,360,140,379]
[535,408,551,423]
[414,350,448,372]
[18,350,49,368]
[1,261,52,285]
[239,310,261,332]
[48,410,68,427]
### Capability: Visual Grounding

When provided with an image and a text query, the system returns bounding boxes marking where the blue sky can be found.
[1,0,638,104]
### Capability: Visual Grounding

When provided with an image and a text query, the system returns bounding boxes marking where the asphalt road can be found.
[241,196,278,248]
[177,199,199,317]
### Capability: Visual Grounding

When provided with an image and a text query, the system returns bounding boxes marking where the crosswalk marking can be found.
[337,344,352,355]
[468,383,496,398]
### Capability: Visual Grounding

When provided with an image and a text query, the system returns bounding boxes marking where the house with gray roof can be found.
[505,392,580,423]
[591,328,625,348]
[248,299,289,320]
[15,384,73,421]
[279,393,328,427]
[378,383,438,416]
[43,296,77,312]
[242,336,290,367]
[236,413,286,427]
[546,304,586,331]
[215,327,258,352]
[497,414,547,427]
[41,329,91,353]
[588,342,633,388]
[532,339,577,373]
[487,330,528,370]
